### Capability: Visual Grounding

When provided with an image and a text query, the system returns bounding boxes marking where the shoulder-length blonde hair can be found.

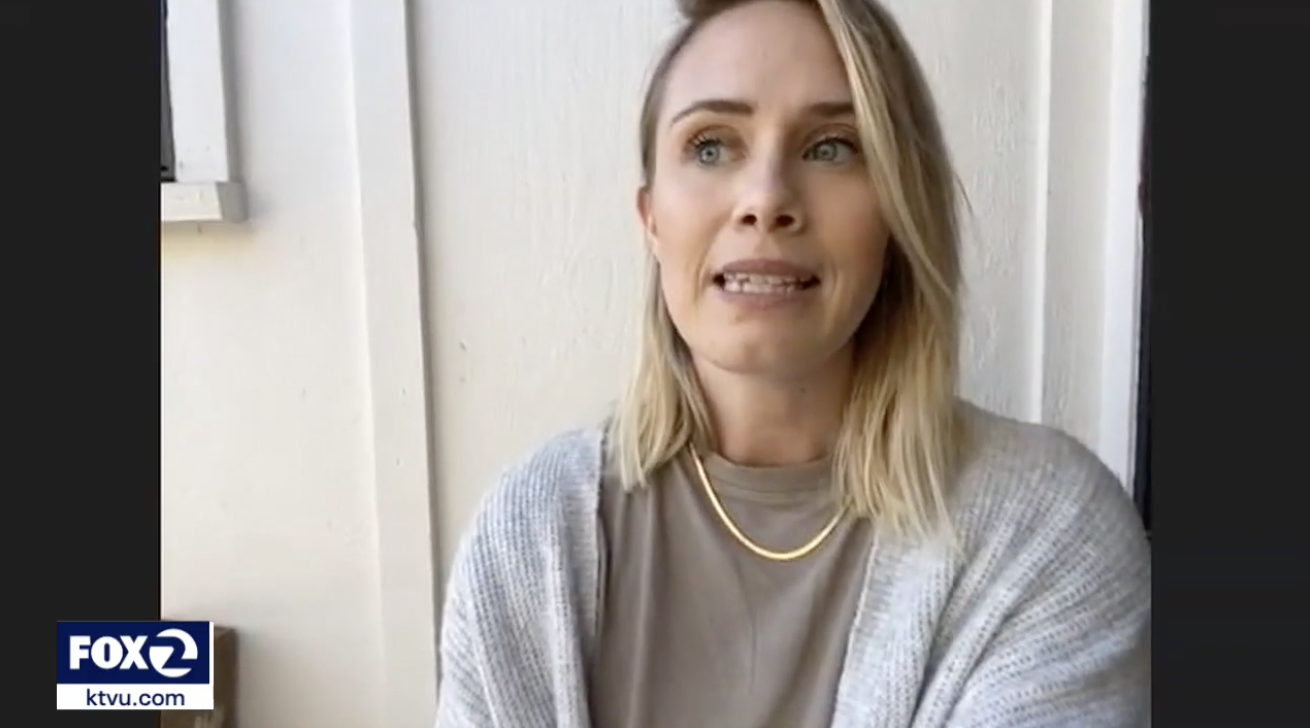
[607,0,967,543]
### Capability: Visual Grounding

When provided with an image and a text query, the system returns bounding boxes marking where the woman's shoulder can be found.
[950,400,1149,562]
[445,423,607,592]
[436,425,608,715]
[460,423,607,548]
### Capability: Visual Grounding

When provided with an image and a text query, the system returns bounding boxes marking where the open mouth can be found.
[713,272,821,294]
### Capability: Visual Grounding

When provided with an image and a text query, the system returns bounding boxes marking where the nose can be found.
[733,159,804,233]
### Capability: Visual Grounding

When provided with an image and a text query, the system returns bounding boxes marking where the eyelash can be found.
[807,135,860,161]
[685,132,860,164]
[686,132,729,160]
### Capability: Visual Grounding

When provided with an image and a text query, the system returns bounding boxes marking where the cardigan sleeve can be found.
[943,463,1152,728]
[433,538,496,728]
[431,429,600,728]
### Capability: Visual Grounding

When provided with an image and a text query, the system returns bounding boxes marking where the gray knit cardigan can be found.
[434,404,1151,727]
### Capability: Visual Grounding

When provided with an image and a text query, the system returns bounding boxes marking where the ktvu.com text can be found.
[77,688,191,709]
[57,621,215,711]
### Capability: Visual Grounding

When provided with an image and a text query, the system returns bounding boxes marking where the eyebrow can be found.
[667,98,856,127]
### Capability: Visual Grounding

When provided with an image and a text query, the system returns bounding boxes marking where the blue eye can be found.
[692,138,726,166]
[806,138,858,164]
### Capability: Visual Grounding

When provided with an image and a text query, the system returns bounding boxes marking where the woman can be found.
[434,0,1151,725]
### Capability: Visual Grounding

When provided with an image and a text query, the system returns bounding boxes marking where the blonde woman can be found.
[434,0,1151,726]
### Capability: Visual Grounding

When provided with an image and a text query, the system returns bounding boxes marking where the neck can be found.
[693,348,854,467]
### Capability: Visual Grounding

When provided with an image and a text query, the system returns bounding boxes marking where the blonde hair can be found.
[608,0,966,544]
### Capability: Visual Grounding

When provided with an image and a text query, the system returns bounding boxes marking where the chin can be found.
[694,335,834,379]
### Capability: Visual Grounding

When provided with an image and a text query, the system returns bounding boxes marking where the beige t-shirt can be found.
[590,450,875,728]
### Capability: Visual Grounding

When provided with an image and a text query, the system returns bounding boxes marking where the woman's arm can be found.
[431,427,603,728]
[434,541,496,728]
[944,469,1152,728]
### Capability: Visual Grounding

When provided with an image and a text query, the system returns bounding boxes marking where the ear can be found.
[636,185,658,253]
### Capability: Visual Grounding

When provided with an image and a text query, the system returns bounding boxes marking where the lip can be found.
[710,257,822,312]
[715,286,816,311]
[716,257,819,280]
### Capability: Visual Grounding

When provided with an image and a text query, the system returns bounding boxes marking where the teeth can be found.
[721,273,810,294]
[722,273,808,286]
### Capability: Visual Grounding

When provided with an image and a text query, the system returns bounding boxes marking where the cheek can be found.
[649,184,721,288]
[813,192,892,284]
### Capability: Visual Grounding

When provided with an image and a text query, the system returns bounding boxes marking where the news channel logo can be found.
[57,621,214,711]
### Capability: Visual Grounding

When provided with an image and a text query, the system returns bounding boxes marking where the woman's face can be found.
[640,0,891,381]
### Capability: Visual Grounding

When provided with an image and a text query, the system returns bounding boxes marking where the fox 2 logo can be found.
[57,621,212,686]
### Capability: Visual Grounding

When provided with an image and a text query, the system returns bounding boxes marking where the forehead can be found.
[660,1,852,124]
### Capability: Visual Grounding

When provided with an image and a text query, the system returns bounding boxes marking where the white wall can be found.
[160,0,1146,726]
[161,0,431,726]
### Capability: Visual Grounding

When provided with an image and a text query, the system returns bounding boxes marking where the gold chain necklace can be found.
[689,448,847,562]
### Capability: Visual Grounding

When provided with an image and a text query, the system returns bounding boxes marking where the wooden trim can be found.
[161,182,245,224]
[162,0,246,223]
[346,0,440,722]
